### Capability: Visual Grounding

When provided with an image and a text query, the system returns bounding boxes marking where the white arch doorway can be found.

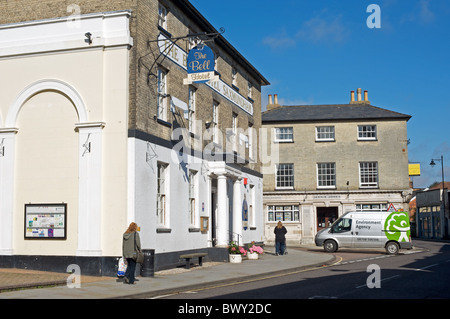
[0,79,104,256]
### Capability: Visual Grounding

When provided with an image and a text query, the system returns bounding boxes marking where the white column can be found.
[233,178,242,245]
[216,175,228,247]
[0,128,18,255]
[76,122,105,256]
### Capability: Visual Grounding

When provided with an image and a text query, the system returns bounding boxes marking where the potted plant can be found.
[228,241,247,263]
[247,242,264,260]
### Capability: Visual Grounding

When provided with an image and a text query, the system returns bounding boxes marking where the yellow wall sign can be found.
[408,163,421,176]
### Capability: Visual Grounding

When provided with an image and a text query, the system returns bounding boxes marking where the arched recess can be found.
[0,79,104,257]
[5,79,88,127]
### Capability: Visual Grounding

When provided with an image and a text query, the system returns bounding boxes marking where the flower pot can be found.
[229,254,242,263]
[247,252,259,260]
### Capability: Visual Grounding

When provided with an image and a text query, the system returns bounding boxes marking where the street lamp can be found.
[429,155,447,238]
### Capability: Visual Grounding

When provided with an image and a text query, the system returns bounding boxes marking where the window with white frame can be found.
[157,68,167,121]
[276,163,294,189]
[358,125,377,140]
[317,162,336,188]
[274,127,293,142]
[248,123,254,160]
[188,86,196,134]
[359,162,378,188]
[268,205,300,222]
[157,162,168,226]
[316,126,335,141]
[232,67,238,87]
[232,112,238,151]
[356,203,388,211]
[212,101,219,144]
[188,170,197,227]
[158,3,167,29]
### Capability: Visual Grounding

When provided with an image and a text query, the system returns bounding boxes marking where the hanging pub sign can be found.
[184,44,218,84]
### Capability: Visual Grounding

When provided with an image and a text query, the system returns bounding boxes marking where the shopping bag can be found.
[117,257,127,277]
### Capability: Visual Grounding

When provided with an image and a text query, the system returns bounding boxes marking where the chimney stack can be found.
[350,88,370,104]
[266,93,280,111]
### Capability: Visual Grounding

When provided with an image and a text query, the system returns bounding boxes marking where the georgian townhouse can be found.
[262,89,412,245]
[0,0,269,275]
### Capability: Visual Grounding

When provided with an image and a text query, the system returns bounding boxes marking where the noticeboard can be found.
[24,203,67,239]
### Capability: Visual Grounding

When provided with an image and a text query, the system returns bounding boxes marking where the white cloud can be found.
[262,34,297,50]
[261,10,350,49]
[400,0,435,24]
[419,0,435,23]
[296,14,350,44]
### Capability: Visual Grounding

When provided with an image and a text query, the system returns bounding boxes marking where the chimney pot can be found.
[268,94,273,105]
[350,90,355,102]
[357,88,362,101]
[364,90,368,101]
[274,94,278,105]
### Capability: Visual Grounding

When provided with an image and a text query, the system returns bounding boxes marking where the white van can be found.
[315,211,412,255]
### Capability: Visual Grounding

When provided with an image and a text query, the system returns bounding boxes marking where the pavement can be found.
[0,246,336,299]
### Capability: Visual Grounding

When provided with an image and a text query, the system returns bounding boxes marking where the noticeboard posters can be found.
[25,203,67,239]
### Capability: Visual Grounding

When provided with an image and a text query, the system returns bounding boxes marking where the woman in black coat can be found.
[274,221,287,255]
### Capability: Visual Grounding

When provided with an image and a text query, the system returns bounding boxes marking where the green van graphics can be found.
[384,211,410,242]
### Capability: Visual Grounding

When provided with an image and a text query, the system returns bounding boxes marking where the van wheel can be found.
[323,240,337,253]
[386,242,399,255]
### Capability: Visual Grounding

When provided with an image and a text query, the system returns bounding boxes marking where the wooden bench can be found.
[179,253,208,269]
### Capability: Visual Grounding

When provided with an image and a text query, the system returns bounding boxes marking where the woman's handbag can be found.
[133,232,144,263]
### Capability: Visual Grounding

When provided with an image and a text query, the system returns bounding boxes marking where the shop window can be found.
[268,205,300,222]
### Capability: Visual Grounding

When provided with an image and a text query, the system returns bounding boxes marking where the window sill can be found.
[156,227,172,233]
[158,26,172,38]
[357,138,378,142]
[188,227,200,232]
[154,117,172,128]
[275,187,295,191]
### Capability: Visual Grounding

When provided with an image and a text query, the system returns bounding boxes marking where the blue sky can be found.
[190,0,450,188]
